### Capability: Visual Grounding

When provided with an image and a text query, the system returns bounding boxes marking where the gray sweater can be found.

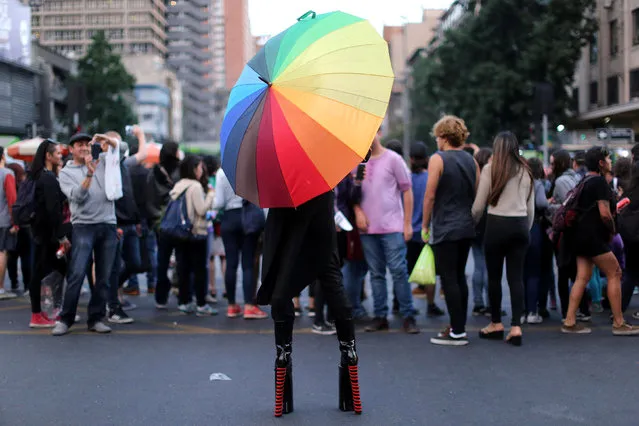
[59,154,117,225]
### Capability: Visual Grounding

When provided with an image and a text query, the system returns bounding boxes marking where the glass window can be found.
[590,32,598,64]
[590,81,598,106]
[607,76,619,105]
[610,20,619,56]
[630,69,639,99]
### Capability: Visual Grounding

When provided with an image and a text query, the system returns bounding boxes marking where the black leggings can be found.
[272,249,353,344]
[30,241,66,314]
[176,238,208,306]
[484,215,529,327]
[432,239,472,335]
[8,227,31,291]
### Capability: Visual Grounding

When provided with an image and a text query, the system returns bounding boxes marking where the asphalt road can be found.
[0,260,638,425]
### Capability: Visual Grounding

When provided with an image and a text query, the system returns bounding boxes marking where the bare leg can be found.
[0,251,7,290]
[425,285,435,305]
[208,256,216,295]
[592,252,624,326]
[564,257,593,326]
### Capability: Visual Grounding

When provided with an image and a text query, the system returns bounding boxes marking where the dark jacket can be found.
[146,164,178,226]
[115,158,140,226]
[129,163,150,221]
[32,170,65,244]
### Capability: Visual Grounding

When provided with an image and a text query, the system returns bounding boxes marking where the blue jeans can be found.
[220,209,259,305]
[60,224,118,326]
[128,222,157,290]
[360,233,415,319]
[471,241,488,307]
[342,259,368,318]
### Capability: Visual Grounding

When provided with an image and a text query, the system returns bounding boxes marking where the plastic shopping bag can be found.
[409,244,436,286]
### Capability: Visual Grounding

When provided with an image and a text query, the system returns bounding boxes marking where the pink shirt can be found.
[359,149,411,234]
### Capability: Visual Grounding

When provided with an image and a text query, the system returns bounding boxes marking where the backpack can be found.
[12,178,37,226]
[159,189,192,241]
[240,200,265,235]
[552,176,595,234]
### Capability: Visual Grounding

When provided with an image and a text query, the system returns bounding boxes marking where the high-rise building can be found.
[572,0,639,137]
[30,0,167,58]
[166,0,215,142]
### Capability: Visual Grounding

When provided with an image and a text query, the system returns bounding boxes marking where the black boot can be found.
[335,319,362,414]
[274,320,294,417]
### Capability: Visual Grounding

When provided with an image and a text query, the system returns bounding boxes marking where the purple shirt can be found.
[358,149,411,235]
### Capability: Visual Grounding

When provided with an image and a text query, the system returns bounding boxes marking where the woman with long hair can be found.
[27,139,67,328]
[620,161,639,316]
[471,147,491,315]
[472,131,534,346]
[168,155,217,316]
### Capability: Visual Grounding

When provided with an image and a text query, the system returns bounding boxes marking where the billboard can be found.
[0,0,31,67]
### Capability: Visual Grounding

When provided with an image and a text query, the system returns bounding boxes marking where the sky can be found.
[248,0,455,36]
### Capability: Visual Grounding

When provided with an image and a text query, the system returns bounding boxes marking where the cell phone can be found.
[356,164,366,181]
[91,143,102,161]
[125,125,133,136]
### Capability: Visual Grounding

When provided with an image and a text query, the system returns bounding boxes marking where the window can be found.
[590,32,598,64]
[590,81,598,106]
[572,87,579,113]
[607,76,619,105]
[630,69,639,99]
[610,20,619,56]
[634,9,639,45]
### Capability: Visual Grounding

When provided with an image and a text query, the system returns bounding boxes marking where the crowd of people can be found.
[0,115,638,343]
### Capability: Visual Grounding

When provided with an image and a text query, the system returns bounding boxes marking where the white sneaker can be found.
[178,303,196,314]
[156,303,168,310]
[0,289,17,300]
[196,304,218,317]
[520,315,527,325]
[526,313,543,324]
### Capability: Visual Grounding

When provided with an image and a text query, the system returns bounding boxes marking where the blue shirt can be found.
[411,170,428,241]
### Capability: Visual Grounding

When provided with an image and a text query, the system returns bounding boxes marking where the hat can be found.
[69,133,92,145]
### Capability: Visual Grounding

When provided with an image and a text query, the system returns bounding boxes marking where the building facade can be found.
[573,0,639,140]
[30,0,167,59]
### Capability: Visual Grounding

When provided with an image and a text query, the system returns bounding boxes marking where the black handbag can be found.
[241,200,265,235]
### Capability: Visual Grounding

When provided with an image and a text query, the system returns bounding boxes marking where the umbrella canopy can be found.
[6,138,69,162]
[220,10,393,208]
[142,142,185,165]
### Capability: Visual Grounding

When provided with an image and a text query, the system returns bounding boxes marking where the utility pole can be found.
[542,114,549,167]
[402,18,411,162]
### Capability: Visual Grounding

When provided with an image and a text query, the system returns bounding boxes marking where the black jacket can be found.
[146,164,178,226]
[32,170,65,244]
[115,160,140,226]
[129,163,150,221]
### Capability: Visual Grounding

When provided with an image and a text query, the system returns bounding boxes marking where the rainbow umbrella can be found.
[220,10,393,208]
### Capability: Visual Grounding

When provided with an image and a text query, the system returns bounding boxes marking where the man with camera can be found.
[53,132,121,336]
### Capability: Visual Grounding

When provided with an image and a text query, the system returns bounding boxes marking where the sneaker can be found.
[88,321,112,333]
[51,321,70,336]
[632,312,639,320]
[0,289,17,300]
[365,317,389,332]
[591,302,604,314]
[402,316,420,334]
[526,313,543,324]
[227,304,242,318]
[22,290,29,298]
[244,305,268,319]
[123,287,140,296]
[427,304,445,317]
[307,311,316,318]
[312,322,337,335]
[29,313,55,329]
[294,307,303,317]
[108,307,134,324]
[156,303,168,310]
[576,312,592,322]
[472,306,487,316]
[520,315,527,325]
[178,303,196,315]
[205,294,217,304]
[196,304,218,317]
[561,323,592,334]
[612,322,639,336]
[121,299,137,311]
[430,332,469,346]
[412,286,427,298]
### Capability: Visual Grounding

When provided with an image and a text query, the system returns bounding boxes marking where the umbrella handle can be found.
[297,10,316,21]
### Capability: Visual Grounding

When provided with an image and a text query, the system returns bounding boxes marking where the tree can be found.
[75,31,137,135]
[411,0,597,148]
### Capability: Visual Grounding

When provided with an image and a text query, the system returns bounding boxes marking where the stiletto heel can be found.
[339,340,362,414]
[506,335,522,346]
[274,343,293,417]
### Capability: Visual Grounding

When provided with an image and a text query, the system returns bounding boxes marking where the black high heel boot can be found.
[273,320,294,417]
[335,319,362,415]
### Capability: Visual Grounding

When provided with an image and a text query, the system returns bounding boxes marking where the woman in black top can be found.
[562,147,639,335]
[620,161,639,316]
[28,140,68,328]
